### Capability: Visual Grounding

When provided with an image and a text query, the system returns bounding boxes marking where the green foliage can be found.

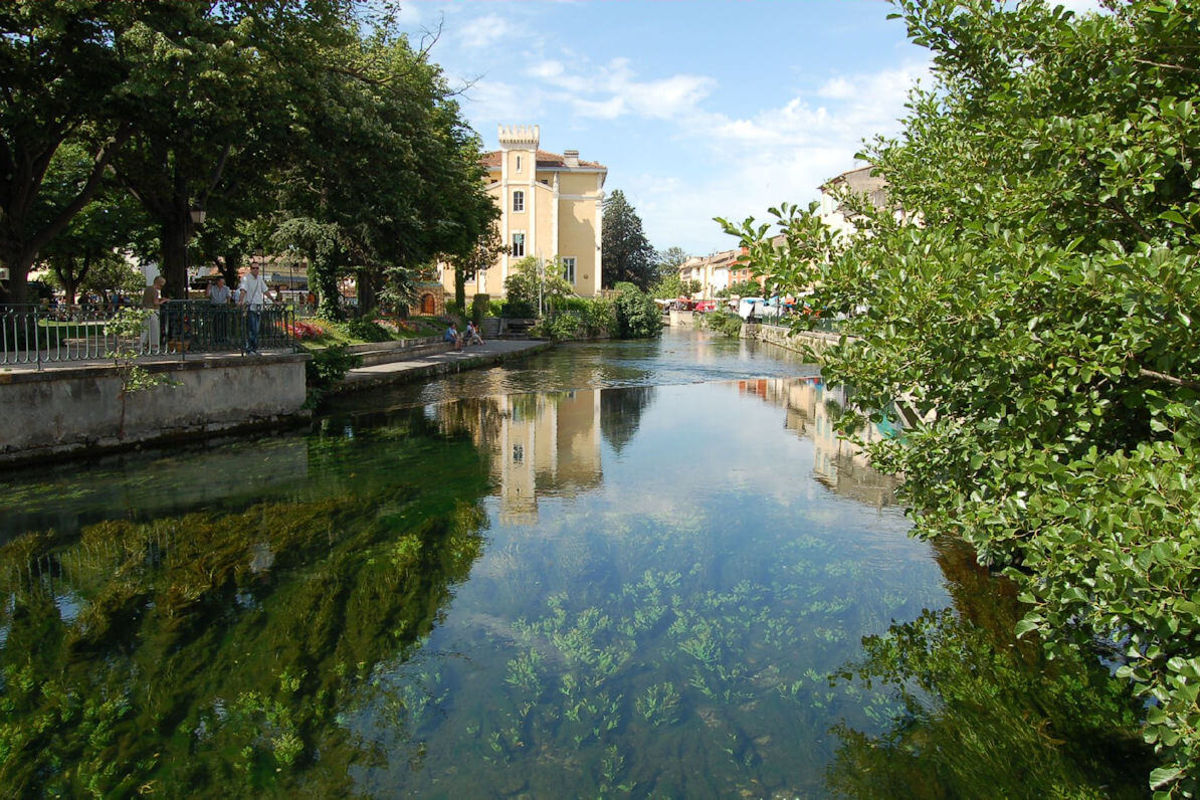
[725,0,1200,793]
[342,317,390,343]
[701,310,743,339]
[612,282,663,340]
[533,296,617,341]
[601,190,658,290]
[721,279,766,299]
[471,294,490,325]
[503,256,576,317]
[303,345,361,404]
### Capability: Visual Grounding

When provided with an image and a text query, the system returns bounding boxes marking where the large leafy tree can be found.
[601,189,657,290]
[111,1,352,301]
[274,18,495,319]
[0,1,141,304]
[723,0,1200,793]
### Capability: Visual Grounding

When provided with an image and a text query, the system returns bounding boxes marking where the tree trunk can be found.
[221,251,243,290]
[313,257,343,321]
[356,267,377,317]
[160,208,191,301]
[455,267,467,311]
[0,251,33,305]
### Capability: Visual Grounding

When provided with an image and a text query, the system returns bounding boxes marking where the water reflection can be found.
[737,377,902,509]
[0,330,1153,798]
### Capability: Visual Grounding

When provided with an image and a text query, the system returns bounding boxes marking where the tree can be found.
[273,16,495,320]
[723,0,1200,793]
[111,2,351,301]
[612,282,662,339]
[0,2,140,304]
[447,225,505,311]
[35,143,153,305]
[601,190,657,290]
[656,246,689,274]
[503,256,575,317]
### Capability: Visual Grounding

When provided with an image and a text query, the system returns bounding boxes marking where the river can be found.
[0,328,1151,797]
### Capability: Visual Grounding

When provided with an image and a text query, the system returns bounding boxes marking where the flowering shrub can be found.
[286,320,326,340]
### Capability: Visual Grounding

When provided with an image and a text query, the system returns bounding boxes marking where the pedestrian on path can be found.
[139,276,165,353]
[239,264,270,354]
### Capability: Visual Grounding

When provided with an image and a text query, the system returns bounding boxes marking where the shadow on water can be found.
[0,330,1154,797]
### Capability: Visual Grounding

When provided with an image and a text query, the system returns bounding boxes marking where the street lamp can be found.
[189,206,206,226]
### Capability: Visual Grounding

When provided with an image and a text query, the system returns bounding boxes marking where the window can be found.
[513,190,524,213]
[511,233,525,258]
[515,155,522,173]
[562,257,576,284]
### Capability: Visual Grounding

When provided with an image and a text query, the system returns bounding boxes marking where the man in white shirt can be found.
[238,264,270,354]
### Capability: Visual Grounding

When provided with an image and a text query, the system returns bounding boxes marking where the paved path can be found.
[336,338,552,392]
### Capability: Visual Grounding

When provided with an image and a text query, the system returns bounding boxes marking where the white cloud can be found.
[630,60,931,253]
[458,13,520,50]
[522,57,714,122]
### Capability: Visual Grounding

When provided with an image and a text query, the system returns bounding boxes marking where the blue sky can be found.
[396,0,1099,257]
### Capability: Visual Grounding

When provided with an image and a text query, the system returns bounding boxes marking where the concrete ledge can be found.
[0,353,310,468]
[334,341,553,393]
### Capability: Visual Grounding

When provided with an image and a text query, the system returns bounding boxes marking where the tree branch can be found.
[1133,57,1200,75]
[1135,364,1200,390]
[24,122,133,262]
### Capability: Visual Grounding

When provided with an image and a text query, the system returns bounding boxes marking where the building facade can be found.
[444,125,608,301]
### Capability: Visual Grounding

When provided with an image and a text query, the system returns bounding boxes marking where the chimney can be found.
[563,149,580,168]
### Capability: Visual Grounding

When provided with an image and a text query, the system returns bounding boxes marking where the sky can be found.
[395,0,1102,258]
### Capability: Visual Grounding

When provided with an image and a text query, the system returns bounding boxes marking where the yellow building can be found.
[445,125,608,300]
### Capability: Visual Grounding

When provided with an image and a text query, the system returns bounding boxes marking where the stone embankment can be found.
[740,321,842,356]
[0,336,550,467]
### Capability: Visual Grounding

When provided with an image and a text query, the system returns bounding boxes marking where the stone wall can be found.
[0,354,309,467]
[741,322,841,356]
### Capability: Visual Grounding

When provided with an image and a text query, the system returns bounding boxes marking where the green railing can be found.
[1,301,296,369]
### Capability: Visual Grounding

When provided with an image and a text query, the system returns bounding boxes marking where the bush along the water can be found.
[702,310,743,339]
[721,1,1200,795]
[613,283,662,339]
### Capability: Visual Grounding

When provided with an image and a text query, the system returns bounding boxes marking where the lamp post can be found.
[187,205,206,291]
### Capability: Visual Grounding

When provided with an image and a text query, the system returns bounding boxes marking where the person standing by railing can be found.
[238,264,269,355]
[209,276,232,345]
[139,276,166,353]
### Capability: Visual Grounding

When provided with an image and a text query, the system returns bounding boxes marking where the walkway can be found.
[336,338,553,392]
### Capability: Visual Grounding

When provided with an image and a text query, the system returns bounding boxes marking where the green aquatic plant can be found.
[0,428,492,798]
[635,683,681,728]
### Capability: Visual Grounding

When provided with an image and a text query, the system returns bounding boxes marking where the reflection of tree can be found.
[0,425,491,797]
[600,386,657,453]
[826,539,1153,799]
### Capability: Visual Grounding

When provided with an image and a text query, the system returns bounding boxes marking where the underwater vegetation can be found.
[0,414,491,798]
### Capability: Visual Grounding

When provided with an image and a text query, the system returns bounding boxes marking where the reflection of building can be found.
[438,390,604,524]
[737,377,901,508]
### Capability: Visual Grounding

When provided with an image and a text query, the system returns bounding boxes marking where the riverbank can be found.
[0,338,552,468]
[335,338,553,393]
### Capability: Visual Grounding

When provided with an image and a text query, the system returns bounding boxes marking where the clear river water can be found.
[0,329,1152,798]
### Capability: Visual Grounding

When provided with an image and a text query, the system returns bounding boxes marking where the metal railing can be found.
[1,301,296,369]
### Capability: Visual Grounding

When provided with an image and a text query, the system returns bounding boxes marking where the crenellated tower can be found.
[498,124,540,151]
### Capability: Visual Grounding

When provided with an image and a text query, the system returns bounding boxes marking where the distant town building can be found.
[678,249,735,299]
[443,125,608,301]
[818,164,896,237]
